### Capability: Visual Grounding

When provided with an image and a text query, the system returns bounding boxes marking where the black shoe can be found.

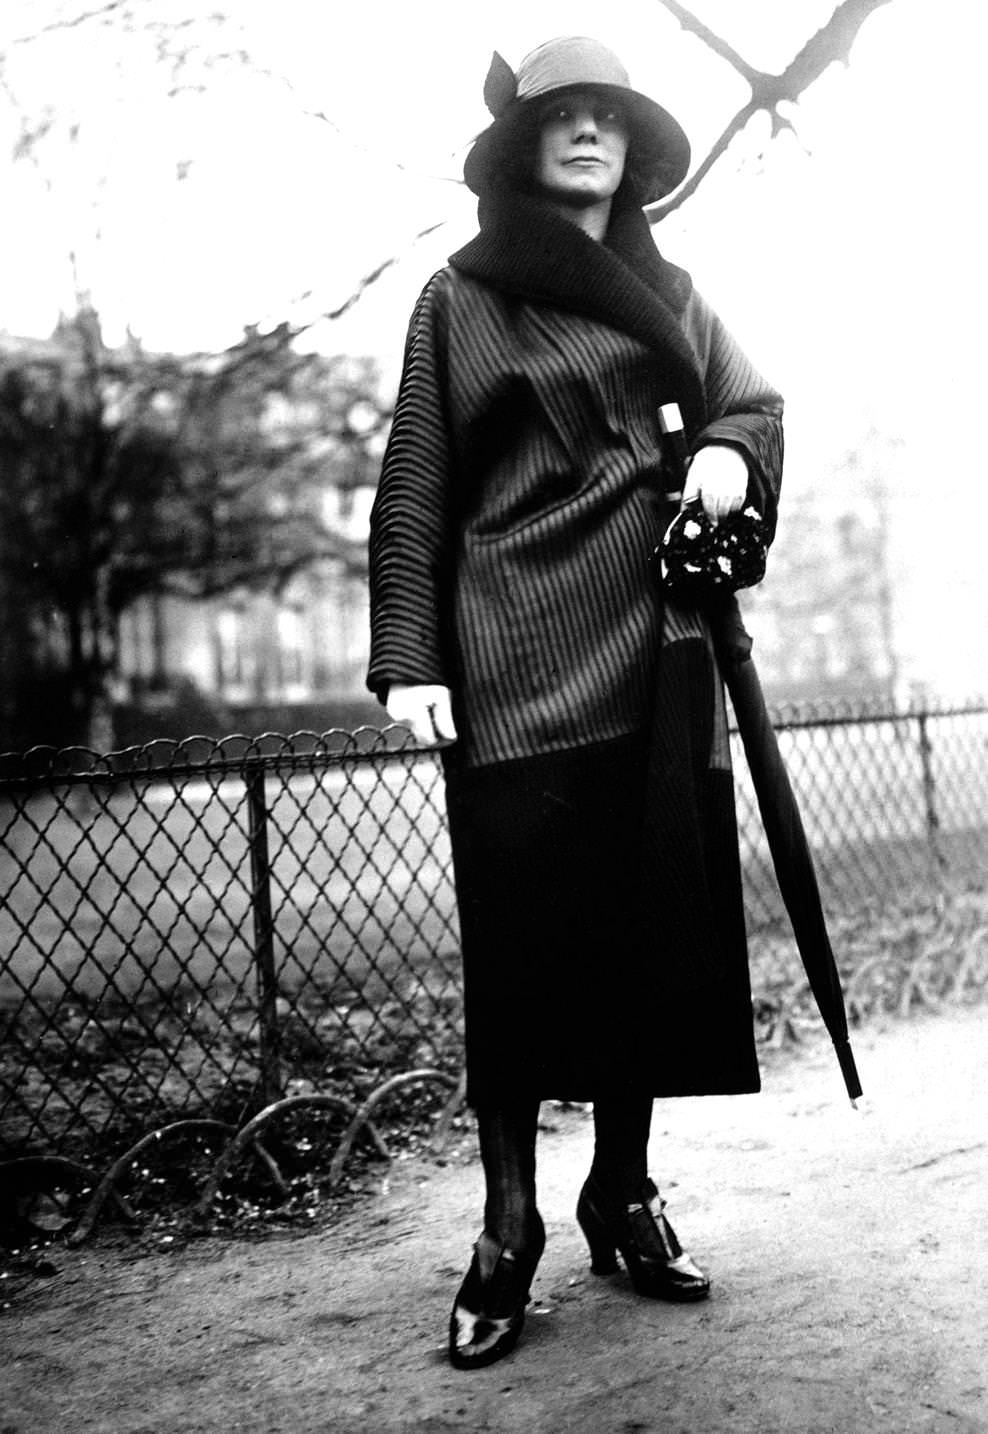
[576,1174,710,1302]
[448,1224,545,1370]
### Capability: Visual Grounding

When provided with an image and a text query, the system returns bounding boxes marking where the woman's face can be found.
[534,88,629,208]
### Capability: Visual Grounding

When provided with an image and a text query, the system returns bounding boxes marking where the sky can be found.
[0,0,966,364]
[1,0,987,695]
[3,0,981,426]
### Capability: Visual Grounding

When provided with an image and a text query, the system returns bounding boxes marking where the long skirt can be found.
[443,625,761,1106]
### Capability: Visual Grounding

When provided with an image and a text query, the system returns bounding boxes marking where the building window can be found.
[276,605,308,699]
[216,605,253,699]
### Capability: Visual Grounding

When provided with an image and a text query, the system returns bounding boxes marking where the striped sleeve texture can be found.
[684,291,784,536]
[366,275,453,699]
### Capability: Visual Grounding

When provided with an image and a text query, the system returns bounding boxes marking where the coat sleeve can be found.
[682,290,785,537]
[366,272,454,703]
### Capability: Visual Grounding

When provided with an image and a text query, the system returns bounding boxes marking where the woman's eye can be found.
[542,101,624,127]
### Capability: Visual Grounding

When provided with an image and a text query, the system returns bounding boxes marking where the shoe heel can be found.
[576,1190,619,1276]
[585,1234,619,1277]
[577,1174,710,1301]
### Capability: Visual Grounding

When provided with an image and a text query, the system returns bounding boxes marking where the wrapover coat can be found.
[367,194,785,1102]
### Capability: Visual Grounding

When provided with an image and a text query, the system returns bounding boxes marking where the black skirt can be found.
[443,630,762,1106]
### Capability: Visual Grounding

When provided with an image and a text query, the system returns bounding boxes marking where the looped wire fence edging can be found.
[2,704,988,1243]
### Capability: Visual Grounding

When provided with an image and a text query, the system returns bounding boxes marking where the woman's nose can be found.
[572,108,599,140]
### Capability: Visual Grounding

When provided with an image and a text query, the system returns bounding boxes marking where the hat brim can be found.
[463,83,690,205]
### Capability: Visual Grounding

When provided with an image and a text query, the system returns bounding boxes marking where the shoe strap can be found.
[626,1180,684,1261]
[470,1233,535,1319]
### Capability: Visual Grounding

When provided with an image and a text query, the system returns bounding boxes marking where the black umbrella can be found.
[656,403,861,1102]
[714,604,863,1104]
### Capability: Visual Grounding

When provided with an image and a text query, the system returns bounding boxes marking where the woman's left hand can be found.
[683,444,749,525]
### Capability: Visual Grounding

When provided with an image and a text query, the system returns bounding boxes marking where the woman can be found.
[367,36,784,1368]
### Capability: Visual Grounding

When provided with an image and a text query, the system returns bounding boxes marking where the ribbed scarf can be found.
[449,191,708,435]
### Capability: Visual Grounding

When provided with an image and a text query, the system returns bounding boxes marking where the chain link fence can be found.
[2,702,988,1177]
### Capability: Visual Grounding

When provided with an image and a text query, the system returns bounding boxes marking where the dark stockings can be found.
[590,1092,654,1205]
[474,1093,653,1256]
[475,1100,543,1255]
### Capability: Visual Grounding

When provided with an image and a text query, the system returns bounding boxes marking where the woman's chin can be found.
[541,178,617,210]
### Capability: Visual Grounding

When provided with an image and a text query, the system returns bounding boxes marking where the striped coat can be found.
[367,196,784,1097]
[367,246,783,768]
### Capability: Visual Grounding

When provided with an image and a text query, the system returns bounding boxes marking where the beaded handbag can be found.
[657,496,768,600]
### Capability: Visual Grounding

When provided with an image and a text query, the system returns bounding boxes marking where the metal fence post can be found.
[6,709,988,1162]
[917,710,947,888]
[245,760,282,1106]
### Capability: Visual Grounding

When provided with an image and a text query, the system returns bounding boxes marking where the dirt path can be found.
[4,1007,988,1434]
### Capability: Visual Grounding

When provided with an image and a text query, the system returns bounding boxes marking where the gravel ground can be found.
[4,1006,987,1434]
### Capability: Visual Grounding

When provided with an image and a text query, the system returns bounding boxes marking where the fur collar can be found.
[449,192,707,433]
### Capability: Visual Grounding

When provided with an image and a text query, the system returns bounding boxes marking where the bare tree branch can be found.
[652,0,763,85]
[6,0,134,45]
[317,222,447,325]
[254,68,466,188]
[648,0,897,220]
[203,219,449,374]
[780,0,897,94]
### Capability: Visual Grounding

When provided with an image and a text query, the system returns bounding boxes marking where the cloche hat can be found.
[463,36,691,204]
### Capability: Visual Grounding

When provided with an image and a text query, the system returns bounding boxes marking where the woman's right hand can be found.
[385,684,458,744]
